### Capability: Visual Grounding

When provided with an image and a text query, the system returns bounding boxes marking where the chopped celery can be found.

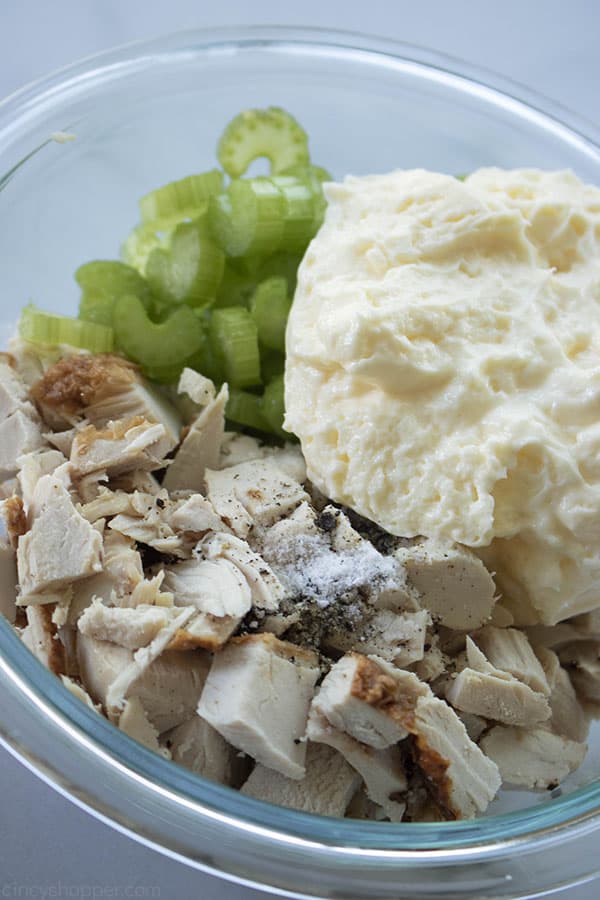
[214,262,256,308]
[76,260,152,326]
[269,175,318,252]
[257,250,302,293]
[121,222,173,274]
[218,107,309,178]
[20,304,113,352]
[209,178,285,258]
[250,276,291,353]
[139,170,223,224]
[227,389,271,432]
[146,221,225,308]
[112,294,206,370]
[261,374,287,438]
[209,307,261,388]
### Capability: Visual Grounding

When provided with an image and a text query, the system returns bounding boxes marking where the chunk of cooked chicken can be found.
[59,674,101,713]
[473,626,550,695]
[480,726,587,789]
[0,540,17,624]
[241,742,361,817]
[163,385,228,493]
[395,539,497,630]
[199,532,285,613]
[17,474,103,599]
[177,367,216,407]
[21,604,66,674]
[168,493,226,536]
[17,449,67,511]
[163,715,247,786]
[558,642,600,704]
[70,417,176,478]
[548,666,589,743]
[31,353,182,441]
[78,599,173,649]
[198,634,320,779]
[306,708,407,822]
[0,358,45,480]
[325,609,428,666]
[311,653,413,749]
[68,531,144,624]
[162,555,252,649]
[218,433,307,484]
[118,696,168,756]
[445,667,551,727]
[205,459,308,538]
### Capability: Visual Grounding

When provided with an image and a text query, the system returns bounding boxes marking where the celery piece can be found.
[260,374,287,438]
[112,294,206,369]
[209,178,285,258]
[209,307,261,388]
[20,304,113,353]
[257,250,302,294]
[122,222,173,274]
[250,276,292,353]
[214,262,256,309]
[218,107,309,178]
[146,221,225,309]
[280,164,330,232]
[76,260,152,327]
[139,170,223,224]
[227,389,271,433]
[269,175,318,252]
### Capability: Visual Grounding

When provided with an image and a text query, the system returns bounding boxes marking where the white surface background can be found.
[0,2,599,898]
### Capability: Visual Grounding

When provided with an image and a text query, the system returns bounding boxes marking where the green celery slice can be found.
[250,276,291,353]
[121,222,173,274]
[257,250,303,294]
[227,389,271,433]
[76,260,152,326]
[209,178,285,258]
[281,164,330,231]
[218,107,309,178]
[139,170,223,224]
[209,307,261,388]
[260,374,287,438]
[20,304,113,352]
[269,175,318,252]
[214,261,256,309]
[146,221,225,308]
[112,294,206,370]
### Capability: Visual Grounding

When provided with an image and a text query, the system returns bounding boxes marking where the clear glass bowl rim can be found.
[1,22,600,891]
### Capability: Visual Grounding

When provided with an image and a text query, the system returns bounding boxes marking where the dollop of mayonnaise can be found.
[285,168,600,625]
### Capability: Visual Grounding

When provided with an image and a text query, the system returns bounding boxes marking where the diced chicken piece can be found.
[548,666,589,743]
[445,667,551,727]
[312,653,413,748]
[525,623,590,650]
[105,606,196,722]
[109,490,185,557]
[474,626,550,695]
[163,385,228,493]
[410,693,501,818]
[198,634,319,779]
[0,540,17,623]
[199,532,285,612]
[205,459,308,538]
[0,409,45,480]
[395,539,497,630]
[17,449,67,511]
[127,572,174,608]
[163,555,252,649]
[168,493,226,536]
[488,604,515,628]
[31,353,182,442]
[481,726,587,789]
[76,633,134,709]
[0,355,32,419]
[177,367,216,407]
[306,708,407,822]
[68,531,144,624]
[241,742,361,817]
[45,428,76,456]
[118,696,166,755]
[164,715,248,786]
[258,608,301,637]
[78,599,172,649]
[110,470,161,496]
[70,416,175,478]
[219,432,307,484]
[21,604,66,674]
[59,674,101,713]
[559,642,600,704]
[411,634,449,683]
[78,489,137,523]
[17,474,103,599]
[325,609,428,667]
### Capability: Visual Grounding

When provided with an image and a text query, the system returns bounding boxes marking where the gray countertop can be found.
[0,2,599,897]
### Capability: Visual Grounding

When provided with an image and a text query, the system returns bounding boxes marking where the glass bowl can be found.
[1,26,600,899]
